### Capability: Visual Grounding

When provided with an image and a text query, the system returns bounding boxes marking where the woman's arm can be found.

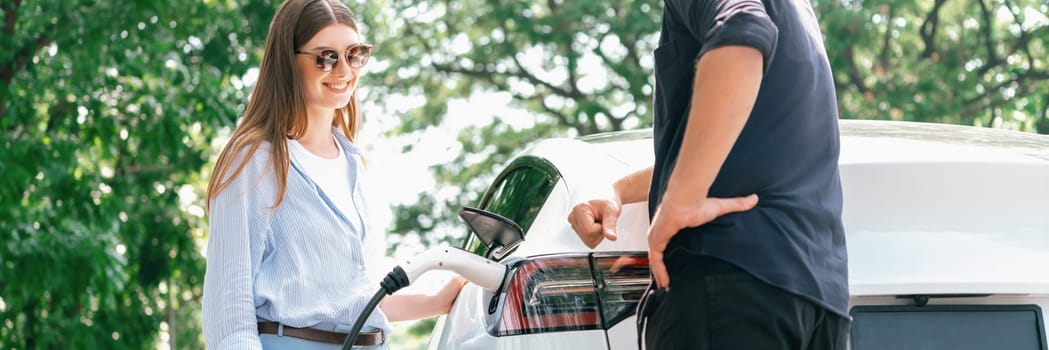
[378,275,468,322]
[202,153,269,350]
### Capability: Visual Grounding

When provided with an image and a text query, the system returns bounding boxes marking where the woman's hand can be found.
[437,275,469,309]
[379,273,468,322]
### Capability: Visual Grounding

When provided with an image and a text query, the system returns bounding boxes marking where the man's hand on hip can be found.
[648,194,759,289]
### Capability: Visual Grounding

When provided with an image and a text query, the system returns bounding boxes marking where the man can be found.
[567,0,849,348]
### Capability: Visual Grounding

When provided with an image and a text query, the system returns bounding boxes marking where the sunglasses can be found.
[295,43,373,72]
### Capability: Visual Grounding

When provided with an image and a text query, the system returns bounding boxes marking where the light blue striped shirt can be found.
[202,131,392,350]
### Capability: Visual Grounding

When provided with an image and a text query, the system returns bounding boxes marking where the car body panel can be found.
[606,316,640,350]
[429,120,1049,349]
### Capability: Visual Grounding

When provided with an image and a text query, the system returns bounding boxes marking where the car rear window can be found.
[850,305,1047,350]
[464,157,560,259]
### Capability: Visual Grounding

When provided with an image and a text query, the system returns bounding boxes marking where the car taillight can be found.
[494,252,650,336]
[591,253,651,328]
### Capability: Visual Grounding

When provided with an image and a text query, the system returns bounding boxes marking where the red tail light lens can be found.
[591,253,651,328]
[494,252,650,336]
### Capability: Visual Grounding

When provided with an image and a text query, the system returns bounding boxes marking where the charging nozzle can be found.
[398,247,509,292]
[343,246,509,350]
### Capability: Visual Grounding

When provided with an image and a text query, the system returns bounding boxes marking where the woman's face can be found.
[296,24,364,114]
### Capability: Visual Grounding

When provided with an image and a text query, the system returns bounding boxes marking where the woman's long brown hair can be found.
[206,0,362,211]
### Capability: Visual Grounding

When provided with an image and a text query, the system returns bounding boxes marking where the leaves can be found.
[1,0,274,347]
[362,0,662,254]
[818,0,1049,128]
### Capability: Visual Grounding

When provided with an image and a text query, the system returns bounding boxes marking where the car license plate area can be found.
[850,304,1047,350]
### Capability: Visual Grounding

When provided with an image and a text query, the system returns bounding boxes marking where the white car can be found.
[427,120,1049,349]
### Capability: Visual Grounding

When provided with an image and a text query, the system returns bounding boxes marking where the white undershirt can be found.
[288,136,390,280]
[287,139,359,225]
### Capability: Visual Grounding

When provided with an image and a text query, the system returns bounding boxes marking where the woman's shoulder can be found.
[219,138,278,181]
[249,139,275,161]
[209,138,279,205]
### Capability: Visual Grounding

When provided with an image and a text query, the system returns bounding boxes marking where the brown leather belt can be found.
[257,322,384,346]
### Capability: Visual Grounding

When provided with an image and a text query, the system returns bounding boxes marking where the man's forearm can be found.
[614,166,653,205]
[663,46,764,204]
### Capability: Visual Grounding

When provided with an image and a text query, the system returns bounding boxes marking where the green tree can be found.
[357,0,663,252]
[818,0,1049,131]
[362,0,1048,257]
[0,0,275,347]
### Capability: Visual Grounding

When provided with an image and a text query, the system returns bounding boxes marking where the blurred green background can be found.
[1,0,1046,348]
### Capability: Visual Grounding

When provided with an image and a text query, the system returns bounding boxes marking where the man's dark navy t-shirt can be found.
[649,0,849,317]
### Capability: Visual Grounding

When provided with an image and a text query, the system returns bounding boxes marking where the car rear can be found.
[429,121,1049,349]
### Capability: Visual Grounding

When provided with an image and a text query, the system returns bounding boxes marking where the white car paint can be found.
[428,120,1049,349]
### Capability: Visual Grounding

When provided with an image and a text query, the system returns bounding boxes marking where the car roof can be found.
[577,119,1049,166]
[513,120,1049,296]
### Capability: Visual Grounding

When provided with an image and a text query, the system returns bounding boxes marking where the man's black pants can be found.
[637,252,849,350]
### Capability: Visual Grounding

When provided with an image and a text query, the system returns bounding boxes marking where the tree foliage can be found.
[363,0,1049,253]
[357,0,663,251]
[819,0,1049,131]
[0,0,275,347]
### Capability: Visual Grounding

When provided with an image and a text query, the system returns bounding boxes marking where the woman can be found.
[202,1,465,349]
